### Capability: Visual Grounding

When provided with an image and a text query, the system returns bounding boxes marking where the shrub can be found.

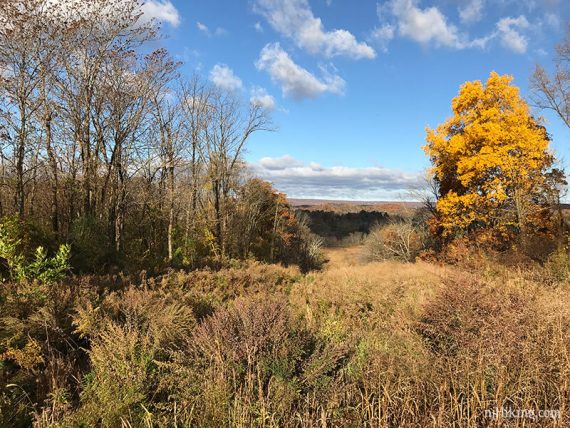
[0,217,71,283]
[2,256,569,427]
[544,246,570,284]
[415,273,569,426]
[1,279,87,427]
[71,287,196,426]
[366,220,426,262]
[69,216,111,273]
[0,217,25,280]
[160,294,311,426]
[417,275,536,358]
[21,245,71,283]
[293,212,327,272]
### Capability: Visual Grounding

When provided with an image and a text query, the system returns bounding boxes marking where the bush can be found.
[71,287,196,426]
[293,212,327,273]
[0,217,71,283]
[1,280,87,427]
[415,273,569,425]
[544,246,570,284]
[365,220,426,262]
[154,294,313,426]
[2,258,569,427]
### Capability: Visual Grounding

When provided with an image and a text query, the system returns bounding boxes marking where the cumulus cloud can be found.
[250,156,423,200]
[250,87,277,111]
[141,0,181,27]
[459,0,484,24]
[256,43,345,100]
[209,64,243,92]
[253,0,375,59]
[496,15,529,53]
[543,12,560,29]
[375,0,534,53]
[384,0,467,48]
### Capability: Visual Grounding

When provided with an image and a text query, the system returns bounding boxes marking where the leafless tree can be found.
[531,24,570,131]
[0,0,283,271]
[203,90,273,259]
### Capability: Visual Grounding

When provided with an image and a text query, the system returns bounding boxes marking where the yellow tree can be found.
[424,72,563,246]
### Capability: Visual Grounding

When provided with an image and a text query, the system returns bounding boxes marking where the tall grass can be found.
[1,259,569,426]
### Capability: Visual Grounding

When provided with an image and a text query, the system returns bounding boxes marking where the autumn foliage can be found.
[424,72,565,249]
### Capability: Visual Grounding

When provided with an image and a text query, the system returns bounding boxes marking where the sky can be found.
[143,0,570,200]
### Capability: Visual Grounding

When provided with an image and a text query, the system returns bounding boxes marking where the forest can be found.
[1,1,570,427]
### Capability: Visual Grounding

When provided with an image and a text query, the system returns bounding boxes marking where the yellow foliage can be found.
[2,339,44,371]
[424,72,559,243]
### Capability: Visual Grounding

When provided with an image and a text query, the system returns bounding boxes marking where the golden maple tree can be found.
[424,72,564,246]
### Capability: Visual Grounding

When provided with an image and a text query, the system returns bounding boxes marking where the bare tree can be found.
[179,77,211,242]
[0,0,286,272]
[203,90,273,259]
[408,170,439,216]
[0,0,51,218]
[55,0,156,217]
[531,24,570,131]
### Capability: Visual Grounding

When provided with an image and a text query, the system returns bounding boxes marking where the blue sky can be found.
[144,0,570,200]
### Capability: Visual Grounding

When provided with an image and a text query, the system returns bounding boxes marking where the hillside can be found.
[288,199,423,214]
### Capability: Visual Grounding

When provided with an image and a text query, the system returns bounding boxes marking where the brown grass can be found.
[2,252,569,427]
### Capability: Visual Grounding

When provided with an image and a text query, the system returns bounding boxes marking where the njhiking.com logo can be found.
[484,407,561,422]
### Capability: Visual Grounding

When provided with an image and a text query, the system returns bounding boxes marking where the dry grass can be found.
[323,246,367,268]
[2,251,569,427]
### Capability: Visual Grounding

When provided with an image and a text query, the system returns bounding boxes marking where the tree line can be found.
[0,0,324,273]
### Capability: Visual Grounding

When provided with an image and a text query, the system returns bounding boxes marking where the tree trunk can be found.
[42,76,59,235]
[213,177,223,260]
[15,107,26,218]
[167,157,175,263]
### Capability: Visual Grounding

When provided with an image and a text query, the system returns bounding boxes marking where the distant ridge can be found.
[289,199,570,216]
[288,198,422,207]
[288,199,422,215]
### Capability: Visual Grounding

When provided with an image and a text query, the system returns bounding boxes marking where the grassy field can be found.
[0,197,568,428]
[3,243,568,427]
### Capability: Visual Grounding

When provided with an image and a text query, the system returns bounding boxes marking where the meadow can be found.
[2,239,569,427]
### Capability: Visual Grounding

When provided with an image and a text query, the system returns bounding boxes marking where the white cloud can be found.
[209,64,243,92]
[141,0,181,27]
[459,0,484,24]
[370,24,395,53]
[250,87,277,111]
[256,43,345,100]
[196,21,227,37]
[251,156,423,199]
[254,22,264,32]
[496,15,529,53]
[259,155,304,170]
[197,21,209,33]
[253,0,375,59]
[376,0,532,52]
[386,0,466,48]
